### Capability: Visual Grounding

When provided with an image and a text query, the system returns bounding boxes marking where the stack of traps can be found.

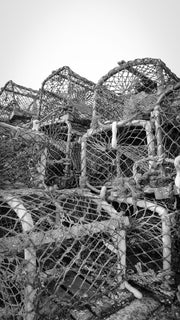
[0,58,179,318]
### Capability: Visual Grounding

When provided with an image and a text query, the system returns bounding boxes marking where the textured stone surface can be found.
[106,297,160,320]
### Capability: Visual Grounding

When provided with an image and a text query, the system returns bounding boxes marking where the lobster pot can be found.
[0,114,83,190]
[93,58,179,124]
[0,125,49,189]
[39,113,86,189]
[109,197,173,291]
[39,66,95,123]
[80,119,154,189]
[0,81,39,126]
[0,188,128,319]
[156,82,180,158]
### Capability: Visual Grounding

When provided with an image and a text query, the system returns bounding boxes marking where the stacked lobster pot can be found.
[0,68,129,320]
[0,81,41,190]
[38,66,96,189]
[79,58,180,302]
[0,80,39,126]
[0,59,180,320]
[81,58,179,193]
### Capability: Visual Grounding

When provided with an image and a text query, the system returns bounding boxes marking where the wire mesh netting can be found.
[92,58,179,124]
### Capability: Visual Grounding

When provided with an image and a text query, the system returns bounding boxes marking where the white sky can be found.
[0,0,180,90]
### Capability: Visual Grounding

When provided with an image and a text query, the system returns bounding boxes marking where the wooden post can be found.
[91,90,98,128]
[154,62,165,159]
[36,147,48,187]
[111,222,128,283]
[144,121,155,168]
[153,104,164,158]
[64,114,72,177]
[79,134,87,188]
[111,121,117,149]
[161,213,172,271]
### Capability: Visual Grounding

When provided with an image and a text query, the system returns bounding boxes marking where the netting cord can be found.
[145,121,156,164]
[133,156,174,184]
[115,197,172,271]
[2,194,36,320]
[96,58,180,87]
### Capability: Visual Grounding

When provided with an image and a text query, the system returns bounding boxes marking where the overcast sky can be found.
[0,0,180,90]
